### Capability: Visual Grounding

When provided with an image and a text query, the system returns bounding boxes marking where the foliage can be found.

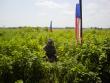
[0,27,110,83]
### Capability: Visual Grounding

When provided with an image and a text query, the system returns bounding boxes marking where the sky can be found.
[0,0,110,28]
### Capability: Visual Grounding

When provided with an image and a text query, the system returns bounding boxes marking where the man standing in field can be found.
[43,39,57,62]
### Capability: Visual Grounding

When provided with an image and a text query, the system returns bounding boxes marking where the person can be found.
[43,39,57,62]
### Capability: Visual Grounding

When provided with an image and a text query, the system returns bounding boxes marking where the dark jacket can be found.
[44,44,56,58]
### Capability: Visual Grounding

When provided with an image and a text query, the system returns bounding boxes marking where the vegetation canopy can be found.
[0,27,110,83]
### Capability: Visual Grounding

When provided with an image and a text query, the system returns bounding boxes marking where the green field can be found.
[0,27,110,83]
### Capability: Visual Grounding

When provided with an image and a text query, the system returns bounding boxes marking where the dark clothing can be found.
[44,45,56,57]
[44,44,56,62]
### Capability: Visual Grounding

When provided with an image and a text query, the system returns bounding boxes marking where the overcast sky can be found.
[0,0,110,28]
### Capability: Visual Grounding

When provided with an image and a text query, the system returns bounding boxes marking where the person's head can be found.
[47,39,54,45]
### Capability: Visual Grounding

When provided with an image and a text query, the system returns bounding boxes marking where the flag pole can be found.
[79,0,83,44]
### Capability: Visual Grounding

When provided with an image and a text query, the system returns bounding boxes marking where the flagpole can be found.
[79,0,82,44]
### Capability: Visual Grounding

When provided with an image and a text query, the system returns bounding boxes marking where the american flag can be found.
[75,2,82,44]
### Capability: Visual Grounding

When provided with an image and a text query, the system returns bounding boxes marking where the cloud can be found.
[35,0,73,15]
[0,0,110,27]
[83,0,110,27]
[35,0,62,9]
[35,0,110,27]
[34,0,75,27]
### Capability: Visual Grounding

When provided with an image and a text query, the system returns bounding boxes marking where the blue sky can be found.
[0,0,110,28]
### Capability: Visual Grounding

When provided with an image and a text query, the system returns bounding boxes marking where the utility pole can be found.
[79,0,83,44]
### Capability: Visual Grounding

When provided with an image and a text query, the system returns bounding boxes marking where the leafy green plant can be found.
[0,28,110,83]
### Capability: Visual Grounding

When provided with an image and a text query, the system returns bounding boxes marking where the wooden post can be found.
[79,0,83,44]
[50,21,52,32]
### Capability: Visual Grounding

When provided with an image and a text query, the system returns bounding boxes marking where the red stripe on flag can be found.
[75,17,79,44]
